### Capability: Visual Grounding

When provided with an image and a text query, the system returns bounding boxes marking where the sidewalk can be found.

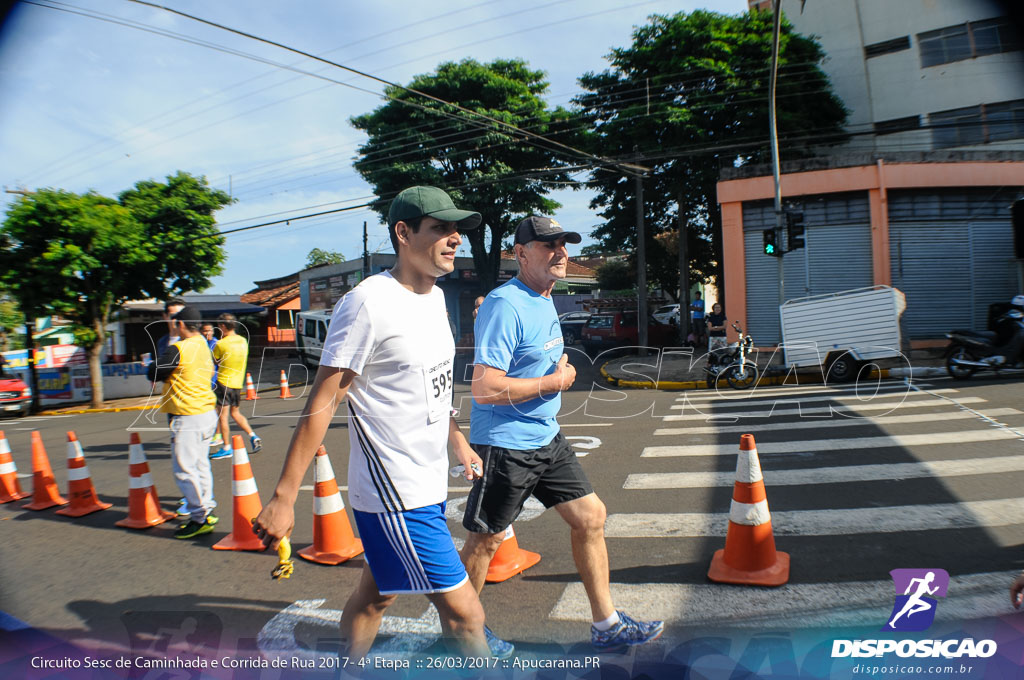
[38,354,310,415]
[599,346,948,390]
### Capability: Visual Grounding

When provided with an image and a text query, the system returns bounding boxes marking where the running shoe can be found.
[174,516,216,539]
[484,625,514,659]
[178,513,217,529]
[250,433,262,453]
[209,448,232,460]
[210,432,223,447]
[591,611,664,652]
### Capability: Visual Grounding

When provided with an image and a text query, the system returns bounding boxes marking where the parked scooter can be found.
[945,299,1024,380]
[705,321,758,389]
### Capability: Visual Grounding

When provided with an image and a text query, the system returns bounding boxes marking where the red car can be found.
[581,310,677,355]
[0,374,32,417]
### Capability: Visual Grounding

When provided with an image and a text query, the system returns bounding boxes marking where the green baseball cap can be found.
[387,186,482,230]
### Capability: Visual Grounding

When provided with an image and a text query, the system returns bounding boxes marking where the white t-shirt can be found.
[322,271,454,513]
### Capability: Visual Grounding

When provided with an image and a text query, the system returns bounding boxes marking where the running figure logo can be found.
[883,568,950,632]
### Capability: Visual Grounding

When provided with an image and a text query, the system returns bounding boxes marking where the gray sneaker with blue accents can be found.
[591,611,664,651]
[484,625,514,659]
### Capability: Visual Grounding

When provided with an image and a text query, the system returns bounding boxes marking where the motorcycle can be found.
[945,307,1024,380]
[704,321,759,389]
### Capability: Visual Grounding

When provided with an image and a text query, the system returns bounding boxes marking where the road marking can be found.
[642,428,1022,457]
[550,572,1016,628]
[565,435,601,457]
[625,455,1024,489]
[654,407,1021,435]
[297,484,473,494]
[604,497,1024,537]
[910,381,1024,441]
[674,382,933,402]
[662,396,986,421]
[460,422,612,429]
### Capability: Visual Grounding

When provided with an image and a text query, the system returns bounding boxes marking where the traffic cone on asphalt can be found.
[708,433,790,586]
[485,524,541,583]
[116,433,176,529]
[244,373,259,400]
[278,370,294,399]
[297,446,363,565]
[56,431,111,517]
[213,435,266,551]
[0,431,28,503]
[23,431,67,510]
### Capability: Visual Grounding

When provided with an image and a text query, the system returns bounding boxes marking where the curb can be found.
[600,360,897,390]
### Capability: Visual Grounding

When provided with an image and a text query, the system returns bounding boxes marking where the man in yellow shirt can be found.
[146,306,219,539]
[210,313,262,459]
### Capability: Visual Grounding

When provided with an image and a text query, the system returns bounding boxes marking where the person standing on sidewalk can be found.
[210,313,261,460]
[146,306,218,539]
[252,186,512,660]
[461,215,664,652]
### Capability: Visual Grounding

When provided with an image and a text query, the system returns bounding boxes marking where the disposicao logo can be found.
[831,568,998,660]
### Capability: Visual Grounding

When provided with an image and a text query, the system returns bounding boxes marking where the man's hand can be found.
[252,497,295,551]
[453,444,484,482]
[547,354,576,393]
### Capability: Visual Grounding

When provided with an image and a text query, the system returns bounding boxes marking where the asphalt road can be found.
[2,362,1024,668]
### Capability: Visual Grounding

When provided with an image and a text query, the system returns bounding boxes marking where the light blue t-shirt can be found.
[470,277,564,449]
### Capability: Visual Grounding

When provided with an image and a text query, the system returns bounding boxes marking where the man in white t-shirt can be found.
[252,186,512,660]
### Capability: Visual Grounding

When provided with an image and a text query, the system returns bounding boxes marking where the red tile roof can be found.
[241,281,300,308]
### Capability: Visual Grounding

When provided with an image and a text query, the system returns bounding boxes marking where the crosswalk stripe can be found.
[549,572,1015,627]
[674,382,934,402]
[653,407,1021,435]
[673,388,956,411]
[642,428,1022,457]
[663,396,986,421]
[625,455,1024,489]
[604,497,1024,537]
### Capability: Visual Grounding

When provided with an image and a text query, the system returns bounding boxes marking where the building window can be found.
[874,115,921,135]
[930,99,1024,147]
[918,17,1022,67]
[276,309,294,329]
[985,99,1024,142]
[864,36,910,59]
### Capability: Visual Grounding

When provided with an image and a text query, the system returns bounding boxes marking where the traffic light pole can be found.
[769,0,785,308]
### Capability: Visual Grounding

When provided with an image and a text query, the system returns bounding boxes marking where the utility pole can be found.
[24,319,39,414]
[635,148,648,357]
[769,0,786,309]
[678,189,690,346]
[362,221,369,280]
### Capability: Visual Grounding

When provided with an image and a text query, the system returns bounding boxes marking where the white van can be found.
[295,310,332,367]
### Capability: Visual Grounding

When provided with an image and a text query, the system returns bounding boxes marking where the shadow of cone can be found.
[56,431,111,517]
[116,433,176,529]
[708,433,790,586]
[23,431,67,510]
[279,370,294,399]
[485,524,541,583]
[0,431,29,502]
[297,445,363,564]
[213,435,266,551]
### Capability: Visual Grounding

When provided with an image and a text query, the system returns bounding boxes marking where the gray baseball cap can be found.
[514,216,581,245]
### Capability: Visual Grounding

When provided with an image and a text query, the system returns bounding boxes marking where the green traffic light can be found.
[765,244,775,254]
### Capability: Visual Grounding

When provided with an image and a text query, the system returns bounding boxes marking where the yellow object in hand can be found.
[271,536,295,580]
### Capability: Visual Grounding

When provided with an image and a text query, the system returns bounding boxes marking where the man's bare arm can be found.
[470,355,575,406]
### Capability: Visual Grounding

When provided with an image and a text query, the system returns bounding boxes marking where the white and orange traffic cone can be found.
[297,446,363,565]
[0,431,28,503]
[707,433,790,587]
[485,524,541,583]
[213,434,266,551]
[244,373,259,401]
[278,370,294,399]
[23,431,67,511]
[116,433,176,529]
[56,431,111,517]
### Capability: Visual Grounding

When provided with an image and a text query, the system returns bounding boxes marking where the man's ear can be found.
[395,221,410,246]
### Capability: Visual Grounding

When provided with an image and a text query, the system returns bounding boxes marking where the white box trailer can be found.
[779,285,906,382]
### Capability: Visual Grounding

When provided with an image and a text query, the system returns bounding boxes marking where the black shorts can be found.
[462,431,593,534]
[214,383,241,408]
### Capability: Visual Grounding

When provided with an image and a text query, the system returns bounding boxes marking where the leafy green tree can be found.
[351,58,578,291]
[0,292,25,351]
[118,171,234,296]
[575,9,848,303]
[595,259,635,292]
[306,248,345,267]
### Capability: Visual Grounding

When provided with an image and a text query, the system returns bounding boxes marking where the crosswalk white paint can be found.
[663,396,986,421]
[653,407,1021,435]
[674,382,931,402]
[625,455,1024,489]
[604,497,1024,537]
[642,428,1022,457]
[549,572,1017,627]
[672,387,957,411]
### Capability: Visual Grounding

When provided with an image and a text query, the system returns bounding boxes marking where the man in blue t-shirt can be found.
[462,215,664,652]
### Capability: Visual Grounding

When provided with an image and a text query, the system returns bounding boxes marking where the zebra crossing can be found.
[551,379,1024,628]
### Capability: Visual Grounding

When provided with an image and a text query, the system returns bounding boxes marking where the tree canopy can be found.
[306,248,345,267]
[574,9,848,300]
[351,58,579,291]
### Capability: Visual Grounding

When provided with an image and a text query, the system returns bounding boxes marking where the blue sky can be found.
[0,0,746,294]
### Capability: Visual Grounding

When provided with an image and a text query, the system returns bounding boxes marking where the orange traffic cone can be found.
[244,373,259,401]
[23,431,67,510]
[297,446,363,564]
[0,431,29,503]
[279,370,294,399]
[485,524,541,583]
[708,434,790,586]
[116,433,176,529]
[56,431,111,517]
[213,435,266,551]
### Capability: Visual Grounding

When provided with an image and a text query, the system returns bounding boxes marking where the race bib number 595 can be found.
[423,357,454,423]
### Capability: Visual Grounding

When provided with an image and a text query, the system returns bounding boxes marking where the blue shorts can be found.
[353,502,469,595]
